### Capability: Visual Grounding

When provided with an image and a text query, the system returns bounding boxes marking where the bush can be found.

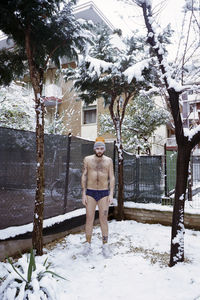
[0,248,66,300]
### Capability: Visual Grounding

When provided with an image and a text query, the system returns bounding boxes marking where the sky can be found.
[77,0,184,36]
[76,0,188,63]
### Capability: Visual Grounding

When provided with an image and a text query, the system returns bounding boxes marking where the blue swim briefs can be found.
[86,189,109,201]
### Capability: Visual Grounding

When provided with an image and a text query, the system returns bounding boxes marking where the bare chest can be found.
[88,159,109,174]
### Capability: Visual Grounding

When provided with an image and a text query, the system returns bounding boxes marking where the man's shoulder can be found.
[84,155,94,161]
[104,155,112,162]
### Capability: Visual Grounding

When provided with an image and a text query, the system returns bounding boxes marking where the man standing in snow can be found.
[81,136,115,258]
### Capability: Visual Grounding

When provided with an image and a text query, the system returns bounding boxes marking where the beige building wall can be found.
[150,96,168,155]
[97,97,115,141]
[81,100,97,140]
[59,79,82,137]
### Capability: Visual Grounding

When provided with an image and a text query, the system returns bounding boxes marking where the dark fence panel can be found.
[0,127,71,229]
[115,151,164,203]
[0,128,114,229]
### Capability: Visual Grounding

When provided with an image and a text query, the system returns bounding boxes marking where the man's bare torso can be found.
[84,154,112,190]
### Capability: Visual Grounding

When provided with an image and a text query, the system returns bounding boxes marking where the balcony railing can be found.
[166,137,177,149]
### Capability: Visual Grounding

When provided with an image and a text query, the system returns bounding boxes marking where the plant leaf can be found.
[43,257,48,267]
[43,270,67,281]
[27,248,36,282]
[6,256,28,283]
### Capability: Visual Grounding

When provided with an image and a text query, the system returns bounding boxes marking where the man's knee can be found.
[86,213,95,224]
[99,209,108,223]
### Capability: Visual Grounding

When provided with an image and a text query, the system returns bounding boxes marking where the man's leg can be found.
[85,196,97,243]
[97,196,109,244]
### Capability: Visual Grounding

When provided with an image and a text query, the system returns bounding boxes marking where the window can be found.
[190,104,194,113]
[83,105,97,124]
[196,103,200,110]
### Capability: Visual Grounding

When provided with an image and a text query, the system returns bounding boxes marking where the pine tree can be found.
[99,95,169,154]
[0,0,91,255]
[64,26,164,220]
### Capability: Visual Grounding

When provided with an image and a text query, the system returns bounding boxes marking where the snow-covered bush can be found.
[0,82,35,131]
[0,249,66,300]
[0,82,66,135]
[45,111,66,135]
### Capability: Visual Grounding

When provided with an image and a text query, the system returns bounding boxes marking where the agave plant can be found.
[0,248,66,300]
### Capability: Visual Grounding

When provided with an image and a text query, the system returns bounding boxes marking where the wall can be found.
[60,79,82,136]
[114,206,200,230]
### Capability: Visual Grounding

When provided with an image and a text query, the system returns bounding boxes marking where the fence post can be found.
[64,133,72,211]
[164,143,168,196]
[136,156,139,198]
[188,157,192,201]
[113,140,116,175]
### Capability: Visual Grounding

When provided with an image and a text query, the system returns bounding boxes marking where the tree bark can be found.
[32,89,45,255]
[25,29,45,255]
[169,144,191,266]
[117,147,124,221]
[115,118,124,221]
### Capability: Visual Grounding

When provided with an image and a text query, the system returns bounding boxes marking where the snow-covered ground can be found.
[1,220,200,300]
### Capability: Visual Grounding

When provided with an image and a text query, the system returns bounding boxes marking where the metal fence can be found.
[0,127,114,229]
[164,150,200,209]
[1,127,200,230]
[115,152,164,203]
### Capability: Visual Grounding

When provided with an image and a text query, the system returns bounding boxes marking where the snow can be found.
[123,59,151,83]
[1,198,200,241]
[83,55,113,77]
[184,125,200,141]
[1,219,200,299]
[0,208,86,240]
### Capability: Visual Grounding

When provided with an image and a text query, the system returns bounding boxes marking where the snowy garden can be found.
[1,218,200,300]
[0,0,200,299]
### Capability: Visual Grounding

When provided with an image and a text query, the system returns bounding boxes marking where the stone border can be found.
[114,207,200,230]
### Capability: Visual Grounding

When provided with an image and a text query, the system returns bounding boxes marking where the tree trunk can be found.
[169,144,191,266]
[115,124,124,221]
[32,89,45,256]
[117,149,124,221]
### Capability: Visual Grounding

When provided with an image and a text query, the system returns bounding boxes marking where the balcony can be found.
[42,96,62,107]
[166,137,177,150]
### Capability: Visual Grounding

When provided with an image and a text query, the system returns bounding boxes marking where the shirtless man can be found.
[81,137,115,258]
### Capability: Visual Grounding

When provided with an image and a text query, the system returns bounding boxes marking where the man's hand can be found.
[82,193,88,206]
[108,194,113,205]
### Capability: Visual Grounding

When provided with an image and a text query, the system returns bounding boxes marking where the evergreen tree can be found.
[0,0,91,255]
[64,26,166,220]
[99,95,168,154]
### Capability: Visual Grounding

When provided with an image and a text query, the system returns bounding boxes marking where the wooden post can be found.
[64,133,72,211]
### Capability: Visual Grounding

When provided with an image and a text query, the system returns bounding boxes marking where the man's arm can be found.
[81,157,88,206]
[108,158,115,204]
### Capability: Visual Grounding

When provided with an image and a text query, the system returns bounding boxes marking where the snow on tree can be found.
[0,81,67,134]
[0,82,35,131]
[63,25,170,220]
[99,95,169,154]
[0,0,92,255]
[133,0,200,266]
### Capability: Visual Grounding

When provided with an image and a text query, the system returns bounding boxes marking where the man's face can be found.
[95,146,105,157]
